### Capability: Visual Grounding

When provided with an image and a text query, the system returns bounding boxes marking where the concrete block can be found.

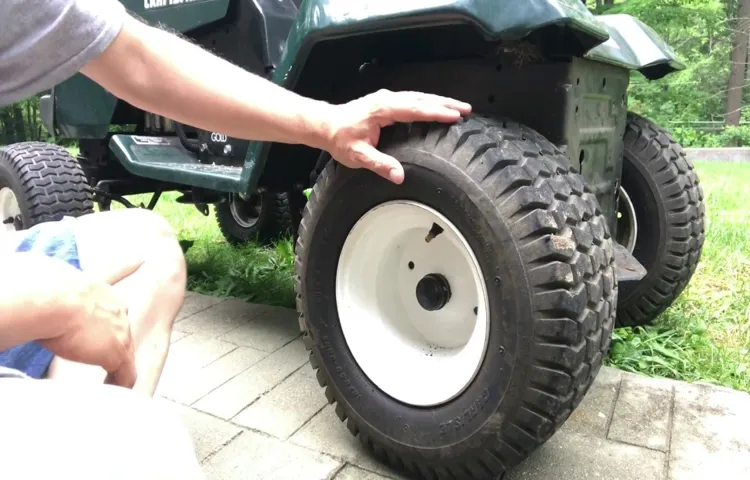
[160,347,268,406]
[201,429,342,480]
[608,373,674,452]
[218,305,301,353]
[177,292,225,322]
[334,465,395,480]
[290,406,411,480]
[192,339,308,419]
[668,382,750,479]
[175,298,275,338]
[506,430,665,480]
[232,368,329,439]
[685,147,750,163]
[155,398,242,463]
[162,334,237,375]
[170,330,190,344]
[562,366,621,437]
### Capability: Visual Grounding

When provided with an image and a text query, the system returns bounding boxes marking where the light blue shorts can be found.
[0,218,81,379]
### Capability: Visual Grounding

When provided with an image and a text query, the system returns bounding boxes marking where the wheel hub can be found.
[616,186,638,253]
[416,273,452,311]
[0,187,22,234]
[229,192,262,228]
[336,200,490,407]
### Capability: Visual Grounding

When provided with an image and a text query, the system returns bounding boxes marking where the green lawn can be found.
[116,161,750,393]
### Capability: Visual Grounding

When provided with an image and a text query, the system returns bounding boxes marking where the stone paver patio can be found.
[157,292,750,480]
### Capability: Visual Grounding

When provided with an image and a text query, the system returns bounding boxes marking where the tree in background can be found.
[726,0,750,125]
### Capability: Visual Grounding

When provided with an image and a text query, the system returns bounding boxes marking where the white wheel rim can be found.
[617,186,638,253]
[336,200,490,407]
[0,187,21,234]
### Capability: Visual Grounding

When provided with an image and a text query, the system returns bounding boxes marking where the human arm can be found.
[0,252,136,386]
[79,14,472,184]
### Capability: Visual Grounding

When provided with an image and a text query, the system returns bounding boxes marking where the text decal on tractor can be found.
[144,0,203,10]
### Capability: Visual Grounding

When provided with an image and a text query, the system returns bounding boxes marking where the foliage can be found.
[0,96,53,145]
[584,0,749,146]
[608,1,735,123]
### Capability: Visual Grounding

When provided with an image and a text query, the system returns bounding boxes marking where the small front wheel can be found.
[295,116,617,480]
[215,190,300,245]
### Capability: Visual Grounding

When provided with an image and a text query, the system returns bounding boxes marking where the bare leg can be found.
[45,208,187,396]
[0,377,204,480]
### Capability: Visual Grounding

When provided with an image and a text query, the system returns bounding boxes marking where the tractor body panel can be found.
[341,55,631,233]
[240,1,684,195]
[123,0,232,31]
[40,0,684,235]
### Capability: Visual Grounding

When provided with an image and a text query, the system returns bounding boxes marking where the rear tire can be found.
[615,113,706,328]
[0,142,94,235]
[295,116,617,479]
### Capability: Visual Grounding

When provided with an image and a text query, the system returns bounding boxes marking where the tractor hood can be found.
[273,0,685,87]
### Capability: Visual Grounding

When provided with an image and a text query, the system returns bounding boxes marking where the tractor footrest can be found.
[109,135,243,193]
[614,242,648,282]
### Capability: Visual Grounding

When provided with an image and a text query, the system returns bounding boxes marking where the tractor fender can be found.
[271,0,611,89]
[584,14,685,80]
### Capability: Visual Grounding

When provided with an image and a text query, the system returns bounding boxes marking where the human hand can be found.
[38,281,136,388]
[322,89,472,184]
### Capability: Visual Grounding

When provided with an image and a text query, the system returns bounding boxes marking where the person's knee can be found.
[75,208,187,320]
[120,208,178,241]
[131,210,188,320]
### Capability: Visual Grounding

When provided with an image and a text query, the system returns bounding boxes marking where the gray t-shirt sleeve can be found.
[0,0,127,107]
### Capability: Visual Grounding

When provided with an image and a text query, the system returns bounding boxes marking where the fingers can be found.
[105,322,137,388]
[371,90,472,124]
[105,358,137,389]
[413,92,473,114]
[354,142,405,184]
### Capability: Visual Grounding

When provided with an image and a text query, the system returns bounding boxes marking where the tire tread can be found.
[295,116,617,479]
[616,112,705,327]
[0,142,94,226]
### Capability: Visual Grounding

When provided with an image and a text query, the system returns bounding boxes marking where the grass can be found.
[605,162,750,392]
[111,162,750,393]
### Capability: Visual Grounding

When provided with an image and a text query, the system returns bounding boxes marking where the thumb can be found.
[357,143,405,184]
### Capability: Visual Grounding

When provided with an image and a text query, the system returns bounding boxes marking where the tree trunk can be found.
[726,0,750,125]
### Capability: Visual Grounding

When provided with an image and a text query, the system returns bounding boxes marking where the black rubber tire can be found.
[615,113,706,328]
[215,190,299,245]
[294,115,617,480]
[0,142,94,230]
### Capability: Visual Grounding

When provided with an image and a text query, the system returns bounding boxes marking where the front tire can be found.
[215,190,299,245]
[0,142,94,235]
[295,116,617,479]
[615,113,706,328]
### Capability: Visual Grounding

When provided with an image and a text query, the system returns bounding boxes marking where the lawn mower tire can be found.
[294,115,618,480]
[0,142,94,235]
[215,190,300,246]
[614,112,706,328]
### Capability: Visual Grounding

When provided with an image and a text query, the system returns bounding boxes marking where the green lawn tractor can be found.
[0,1,705,478]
